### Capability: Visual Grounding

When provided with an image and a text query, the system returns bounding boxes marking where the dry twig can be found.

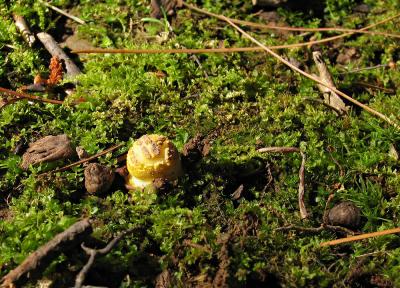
[38,143,124,177]
[73,11,400,55]
[12,14,35,46]
[40,0,86,24]
[1,219,92,288]
[0,87,64,107]
[221,16,399,129]
[320,227,400,247]
[312,51,348,114]
[276,224,356,235]
[37,32,81,78]
[182,2,400,38]
[74,227,137,288]
[257,146,308,219]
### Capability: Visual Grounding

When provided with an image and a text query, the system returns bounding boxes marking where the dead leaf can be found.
[151,0,183,18]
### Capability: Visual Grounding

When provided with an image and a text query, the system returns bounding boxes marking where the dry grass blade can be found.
[73,11,400,55]
[221,17,399,129]
[320,227,400,247]
[182,2,400,37]
[38,143,124,177]
[298,152,307,219]
[40,0,86,24]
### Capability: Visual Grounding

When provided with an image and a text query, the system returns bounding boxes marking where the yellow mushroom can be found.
[126,134,183,189]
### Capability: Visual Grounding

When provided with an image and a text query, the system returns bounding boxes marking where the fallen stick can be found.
[40,0,86,25]
[257,147,308,219]
[13,14,36,47]
[38,143,124,177]
[74,227,137,288]
[1,219,92,288]
[182,2,400,37]
[221,16,399,129]
[0,87,64,106]
[312,51,348,114]
[37,32,81,78]
[320,227,400,247]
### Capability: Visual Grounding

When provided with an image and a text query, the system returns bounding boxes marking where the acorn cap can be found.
[126,134,182,188]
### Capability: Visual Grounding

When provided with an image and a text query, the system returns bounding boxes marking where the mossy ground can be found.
[1,0,400,287]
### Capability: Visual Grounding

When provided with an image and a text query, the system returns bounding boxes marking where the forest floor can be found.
[1,0,400,287]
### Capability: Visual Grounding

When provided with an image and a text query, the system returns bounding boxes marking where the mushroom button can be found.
[126,134,182,189]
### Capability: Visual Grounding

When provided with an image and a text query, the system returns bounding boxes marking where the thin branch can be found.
[182,2,400,38]
[37,32,81,78]
[339,64,388,74]
[40,0,86,24]
[320,227,400,247]
[276,224,356,235]
[257,147,300,153]
[257,147,308,219]
[354,81,396,94]
[74,227,137,288]
[12,14,35,47]
[73,10,400,55]
[0,87,64,105]
[38,143,124,177]
[1,219,92,288]
[221,16,399,129]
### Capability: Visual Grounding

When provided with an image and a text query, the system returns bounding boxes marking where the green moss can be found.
[1,0,400,286]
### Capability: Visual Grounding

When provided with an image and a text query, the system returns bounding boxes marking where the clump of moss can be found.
[1,0,400,287]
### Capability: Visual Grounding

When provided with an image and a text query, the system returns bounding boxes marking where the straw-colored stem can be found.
[182,2,400,37]
[221,17,399,129]
[320,227,400,247]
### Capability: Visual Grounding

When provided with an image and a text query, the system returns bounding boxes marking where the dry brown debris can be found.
[84,163,115,194]
[327,201,361,229]
[151,0,183,18]
[21,134,75,170]
[47,56,63,86]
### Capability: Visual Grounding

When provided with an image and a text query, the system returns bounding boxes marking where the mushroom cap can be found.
[127,134,182,188]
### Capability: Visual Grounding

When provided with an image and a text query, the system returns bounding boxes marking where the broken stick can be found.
[1,219,92,288]
[74,227,137,288]
[312,51,348,115]
[13,14,35,47]
[37,32,81,78]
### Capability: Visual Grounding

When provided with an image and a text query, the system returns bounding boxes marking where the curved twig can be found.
[74,227,137,288]
[182,2,400,36]
[73,11,400,55]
